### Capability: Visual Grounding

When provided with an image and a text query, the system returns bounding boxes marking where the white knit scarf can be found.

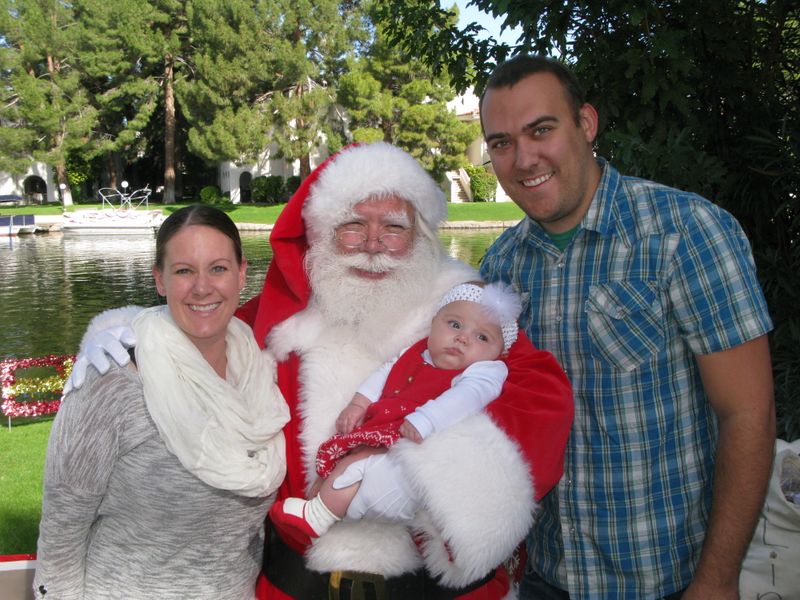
[133,306,289,497]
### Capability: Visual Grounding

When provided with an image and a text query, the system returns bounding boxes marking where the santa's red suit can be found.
[236,142,573,599]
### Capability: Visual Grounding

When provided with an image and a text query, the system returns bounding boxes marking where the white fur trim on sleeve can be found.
[79,305,144,354]
[393,414,536,587]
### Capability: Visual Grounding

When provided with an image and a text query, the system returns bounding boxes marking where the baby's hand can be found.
[336,403,367,434]
[399,419,423,444]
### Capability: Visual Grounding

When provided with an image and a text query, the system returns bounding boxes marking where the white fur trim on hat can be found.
[302,142,447,242]
[438,282,522,350]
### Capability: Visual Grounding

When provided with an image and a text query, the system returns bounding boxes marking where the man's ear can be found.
[579,103,599,144]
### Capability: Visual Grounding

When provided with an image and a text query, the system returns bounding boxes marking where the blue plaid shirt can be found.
[480,159,772,599]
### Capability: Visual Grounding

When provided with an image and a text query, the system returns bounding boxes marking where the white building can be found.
[445,87,510,203]
[0,163,57,205]
[218,141,328,204]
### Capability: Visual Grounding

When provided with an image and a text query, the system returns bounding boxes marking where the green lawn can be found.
[0,200,524,224]
[0,418,52,555]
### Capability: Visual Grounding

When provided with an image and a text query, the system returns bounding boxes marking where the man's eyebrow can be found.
[521,115,558,133]
[485,115,559,143]
[485,130,508,144]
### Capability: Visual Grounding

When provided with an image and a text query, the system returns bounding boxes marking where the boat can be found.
[0,214,46,236]
[60,208,165,236]
[60,184,165,236]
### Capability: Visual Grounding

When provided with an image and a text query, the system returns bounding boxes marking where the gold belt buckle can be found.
[329,569,387,600]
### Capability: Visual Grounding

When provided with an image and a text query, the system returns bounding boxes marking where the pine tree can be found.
[177,0,277,164]
[0,0,97,206]
[337,6,477,181]
[72,0,160,190]
[258,0,362,180]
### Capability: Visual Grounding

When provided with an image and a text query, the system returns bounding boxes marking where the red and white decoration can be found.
[1,355,74,419]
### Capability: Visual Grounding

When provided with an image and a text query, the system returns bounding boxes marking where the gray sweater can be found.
[34,364,272,599]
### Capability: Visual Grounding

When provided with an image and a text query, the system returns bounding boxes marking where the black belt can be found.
[264,526,495,600]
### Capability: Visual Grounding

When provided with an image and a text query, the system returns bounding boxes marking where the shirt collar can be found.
[583,156,613,235]
[585,158,638,246]
[422,348,434,366]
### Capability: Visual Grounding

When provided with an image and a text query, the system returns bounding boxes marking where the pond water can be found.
[0,229,505,359]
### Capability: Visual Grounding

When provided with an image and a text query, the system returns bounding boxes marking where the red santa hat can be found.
[244,142,447,347]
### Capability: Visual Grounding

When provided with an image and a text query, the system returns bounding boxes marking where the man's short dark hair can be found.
[479,55,586,127]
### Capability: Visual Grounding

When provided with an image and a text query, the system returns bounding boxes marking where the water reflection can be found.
[0,228,505,359]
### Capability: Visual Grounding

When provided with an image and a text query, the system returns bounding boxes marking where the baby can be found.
[269,281,522,541]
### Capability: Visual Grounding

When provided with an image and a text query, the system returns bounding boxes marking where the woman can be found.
[33,205,289,599]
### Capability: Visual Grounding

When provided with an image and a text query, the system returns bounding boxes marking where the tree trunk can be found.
[300,153,311,180]
[104,153,118,189]
[45,50,72,207]
[297,111,311,180]
[163,55,176,204]
[56,163,73,207]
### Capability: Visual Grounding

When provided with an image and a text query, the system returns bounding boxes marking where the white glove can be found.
[64,326,137,393]
[333,452,418,523]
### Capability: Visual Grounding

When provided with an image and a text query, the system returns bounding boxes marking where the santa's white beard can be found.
[306,236,440,348]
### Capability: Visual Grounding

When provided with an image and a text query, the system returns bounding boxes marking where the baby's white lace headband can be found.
[438,282,522,350]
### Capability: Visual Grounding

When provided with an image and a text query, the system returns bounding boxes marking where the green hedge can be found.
[199,185,222,204]
[465,164,497,202]
[252,175,285,204]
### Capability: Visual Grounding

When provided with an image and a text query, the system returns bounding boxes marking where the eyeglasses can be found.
[335,228,410,252]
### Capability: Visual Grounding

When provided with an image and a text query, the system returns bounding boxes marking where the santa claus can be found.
[236,142,573,599]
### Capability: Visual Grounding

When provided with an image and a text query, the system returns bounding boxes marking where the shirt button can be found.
[557,262,565,269]
[555,315,563,322]
[407,376,413,382]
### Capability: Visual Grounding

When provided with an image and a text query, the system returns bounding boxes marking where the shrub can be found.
[199,185,222,204]
[250,176,268,203]
[285,175,301,200]
[251,175,284,204]
[465,164,497,202]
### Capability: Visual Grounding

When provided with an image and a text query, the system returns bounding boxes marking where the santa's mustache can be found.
[339,251,404,274]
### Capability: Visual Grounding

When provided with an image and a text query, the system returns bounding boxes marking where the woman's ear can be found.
[152,265,166,297]
[239,257,248,291]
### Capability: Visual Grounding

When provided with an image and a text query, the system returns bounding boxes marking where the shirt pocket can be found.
[585,280,665,372]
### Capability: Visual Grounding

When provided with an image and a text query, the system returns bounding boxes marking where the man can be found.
[478,55,775,599]
[71,141,573,598]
